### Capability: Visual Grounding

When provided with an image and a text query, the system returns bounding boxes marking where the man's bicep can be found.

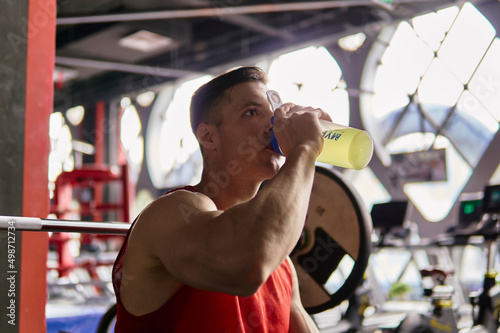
[139,192,224,283]
[135,190,270,296]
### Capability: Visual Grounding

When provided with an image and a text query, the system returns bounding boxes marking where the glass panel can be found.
[437,6,461,33]
[418,58,464,106]
[401,135,472,222]
[338,32,366,52]
[65,105,85,126]
[268,46,342,97]
[412,6,459,51]
[268,46,349,126]
[63,154,74,172]
[329,88,350,126]
[372,103,438,145]
[420,103,453,126]
[159,120,179,174]
[372,64,411,118]
[120,105,142,151]
[120,105,144,176]
[128,135,144,166]
[49,112,65,140]
[48,151,63,183]
[386,132,436,155]
[136,91,156,108]
[374,104,404,141]
[457,89,499,135]
[381,22,434,95]
[392,103,436,139]
[342,167,391,211]
[438,3,496,84]
[49,113,74,185]
[159,76,209,186]
[469,38,500,122]
[446,90,499,166]
[56,125,73,162]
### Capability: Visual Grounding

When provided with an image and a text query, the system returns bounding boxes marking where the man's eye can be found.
[245,109,257,116]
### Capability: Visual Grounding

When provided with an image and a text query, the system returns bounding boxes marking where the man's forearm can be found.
[241,145,317,269]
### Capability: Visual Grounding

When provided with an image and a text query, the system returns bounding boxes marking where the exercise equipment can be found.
[468,184,500,332]
[50,164,133,223]
[0,216,130,234]
[369,184,500,333]
[49,163,134,277]
[290,166,373,314]
[371,200,410,247]
[96,303,117,333]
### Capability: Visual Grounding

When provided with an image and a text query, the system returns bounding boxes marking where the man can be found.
[112,66,331,332]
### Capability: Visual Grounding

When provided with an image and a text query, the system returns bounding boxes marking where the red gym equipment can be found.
[49,163,134,278]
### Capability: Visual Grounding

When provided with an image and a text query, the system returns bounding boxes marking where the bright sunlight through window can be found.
[267,46,350,126]
[360,2,500,222]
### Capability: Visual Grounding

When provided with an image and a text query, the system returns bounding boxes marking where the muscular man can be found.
[112,66,331,332]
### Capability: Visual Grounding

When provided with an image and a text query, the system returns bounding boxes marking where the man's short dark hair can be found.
[190,66,268,136]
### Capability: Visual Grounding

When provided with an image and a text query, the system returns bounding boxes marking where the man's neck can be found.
[193,167,262,210]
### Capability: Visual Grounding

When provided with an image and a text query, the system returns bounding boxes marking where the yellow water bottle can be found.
[267,90,374,170]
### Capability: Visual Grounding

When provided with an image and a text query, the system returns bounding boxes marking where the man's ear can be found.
[196,123,218,151]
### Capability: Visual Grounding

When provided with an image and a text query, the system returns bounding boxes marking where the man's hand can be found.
[272,103,332,158]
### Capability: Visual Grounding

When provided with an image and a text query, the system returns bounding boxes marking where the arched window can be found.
[360,3,500,221]
[146,76,211,189]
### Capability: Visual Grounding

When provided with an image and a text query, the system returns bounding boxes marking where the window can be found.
[48,112,74,198]
[267,46,350,126]
[146,76,211,189]
[360,3,500,221]
[120,102,144,176]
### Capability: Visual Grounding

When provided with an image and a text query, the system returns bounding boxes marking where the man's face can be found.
[215,81,283,180]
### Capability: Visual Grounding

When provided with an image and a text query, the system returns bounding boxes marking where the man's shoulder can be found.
[155,187,216,210]
[136,187,217,228]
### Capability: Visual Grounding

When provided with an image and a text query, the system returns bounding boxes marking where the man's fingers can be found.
[273,111,288,133]
[273,103,295,133]
[275,103,296,115]
[318,108,332,122]
[273,104,332,133]
[285,105,331,122]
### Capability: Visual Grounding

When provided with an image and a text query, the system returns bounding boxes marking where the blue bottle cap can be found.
[270,117,284,156]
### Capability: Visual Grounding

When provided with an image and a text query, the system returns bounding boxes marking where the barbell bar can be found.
[0,215,130,235]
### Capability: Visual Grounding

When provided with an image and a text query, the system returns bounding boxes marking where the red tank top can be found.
[112,186,293,332]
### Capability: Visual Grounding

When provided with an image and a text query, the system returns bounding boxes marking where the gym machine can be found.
[356,184,500,333]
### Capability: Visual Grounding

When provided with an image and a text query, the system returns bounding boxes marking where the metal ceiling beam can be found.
[220,15,293,39]
[55,56,206,78]
[56,0,438,25]
[177,0,292,39]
